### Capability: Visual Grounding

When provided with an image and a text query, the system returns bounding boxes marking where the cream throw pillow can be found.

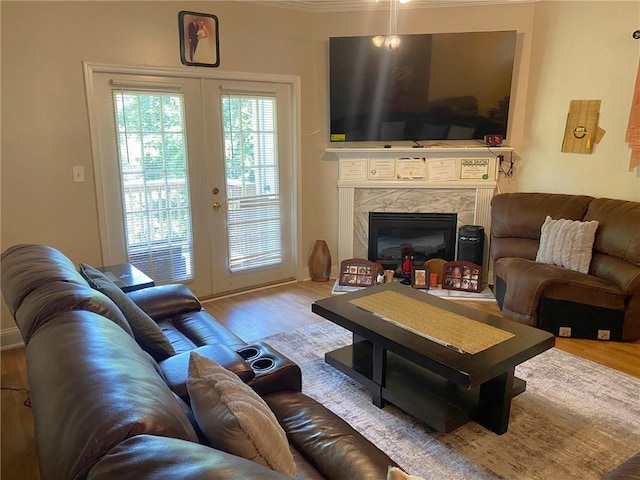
[535,216,599,274]
[186,352,296,478]
[388,466,425,480]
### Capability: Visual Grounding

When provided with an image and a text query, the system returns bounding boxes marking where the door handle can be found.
[212,202,223,211]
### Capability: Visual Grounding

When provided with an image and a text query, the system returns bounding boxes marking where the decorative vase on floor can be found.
[309,240,331,282]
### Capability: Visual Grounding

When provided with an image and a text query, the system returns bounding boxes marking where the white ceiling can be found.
[247,0,539,12]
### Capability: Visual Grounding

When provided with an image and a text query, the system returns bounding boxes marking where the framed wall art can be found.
[179,11,220,67]
[442,261,481,293]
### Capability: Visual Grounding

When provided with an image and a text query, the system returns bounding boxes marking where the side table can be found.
[97,263,154,293]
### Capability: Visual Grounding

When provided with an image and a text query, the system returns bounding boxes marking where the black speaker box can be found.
[457,225,484,267]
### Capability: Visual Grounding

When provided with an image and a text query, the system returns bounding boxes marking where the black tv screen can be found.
[329,31,517,143]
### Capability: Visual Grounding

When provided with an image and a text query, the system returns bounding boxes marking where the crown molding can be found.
[245,0,539,13]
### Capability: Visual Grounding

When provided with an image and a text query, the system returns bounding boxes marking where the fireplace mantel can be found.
[327,145,512,157]
[327,146,514,275]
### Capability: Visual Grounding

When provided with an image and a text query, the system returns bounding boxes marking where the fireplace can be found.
[368,212,457,271]
[328,146,508,281]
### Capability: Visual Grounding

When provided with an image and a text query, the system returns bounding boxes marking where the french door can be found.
[202,80,295,293]
[85,63,297,297]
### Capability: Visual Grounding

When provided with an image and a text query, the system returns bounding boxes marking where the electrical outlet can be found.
[72,166,85,183]
[597,330,610,340]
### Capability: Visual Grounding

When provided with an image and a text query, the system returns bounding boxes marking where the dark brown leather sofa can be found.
[1,244,399,480]
[490,193,640,341]
[604,453,640,480]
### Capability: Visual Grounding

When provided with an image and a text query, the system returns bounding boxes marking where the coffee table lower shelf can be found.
[325,341,526,433]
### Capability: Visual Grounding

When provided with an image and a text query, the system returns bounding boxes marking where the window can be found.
[113,90,194,282]
[222,94,281,271]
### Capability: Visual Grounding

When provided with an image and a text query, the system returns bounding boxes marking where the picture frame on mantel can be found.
[179,11,220,67]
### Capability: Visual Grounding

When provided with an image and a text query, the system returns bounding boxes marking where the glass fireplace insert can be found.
[368,212,457,273]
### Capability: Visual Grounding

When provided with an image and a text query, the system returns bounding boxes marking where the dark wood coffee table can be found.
[311,282,555,435]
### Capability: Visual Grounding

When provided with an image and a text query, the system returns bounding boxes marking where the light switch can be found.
[72,166,85,183]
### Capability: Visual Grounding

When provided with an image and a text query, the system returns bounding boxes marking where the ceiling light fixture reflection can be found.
[372,0,408,52]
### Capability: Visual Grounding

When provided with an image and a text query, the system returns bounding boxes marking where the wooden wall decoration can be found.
[561,100,606,154]
[626,59,640,171]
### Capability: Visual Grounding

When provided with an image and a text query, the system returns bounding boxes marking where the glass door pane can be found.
[113,90,194,283]
[222,94,282,272]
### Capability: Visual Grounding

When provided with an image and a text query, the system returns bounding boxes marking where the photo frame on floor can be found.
[179,11,220,67]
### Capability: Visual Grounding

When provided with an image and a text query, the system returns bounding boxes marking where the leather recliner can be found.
[490,193,640,341]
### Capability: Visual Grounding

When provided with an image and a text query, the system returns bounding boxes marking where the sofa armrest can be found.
[590,253,640,296]
[603,453,640,480]
[87,435,291,480]
[499,258,626,315]
[128,284,202,320]
[159,344,255,399]
[243,341,302,396]
[264,391,399,479]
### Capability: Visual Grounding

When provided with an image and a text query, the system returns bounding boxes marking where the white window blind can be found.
[222,94,282,271]
[112,89,194,283]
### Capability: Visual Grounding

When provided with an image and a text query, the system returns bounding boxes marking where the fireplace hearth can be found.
[368,212,457,272]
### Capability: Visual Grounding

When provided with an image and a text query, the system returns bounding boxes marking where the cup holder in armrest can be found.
[251,357,275,372]
[242,341,302,394]
[237,346,276,372]
[237,346,261,361]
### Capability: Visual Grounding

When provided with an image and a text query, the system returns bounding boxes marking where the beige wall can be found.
[1,1,638,336]
[522,1,640,199]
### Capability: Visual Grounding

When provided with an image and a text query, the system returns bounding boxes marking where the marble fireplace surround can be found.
[327,146,514,277]
[353,188,475,260]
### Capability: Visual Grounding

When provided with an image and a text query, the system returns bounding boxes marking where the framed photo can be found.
[338,258,383,287]
[179,11,220,67]
[411,266,429,289]
[442,261,481,293]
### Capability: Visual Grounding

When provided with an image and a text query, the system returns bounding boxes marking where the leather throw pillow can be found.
[79,263,175,361]
[388,466,425,480]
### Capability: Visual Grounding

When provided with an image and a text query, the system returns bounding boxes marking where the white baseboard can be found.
[1,327,24,350]
[304,265,339,282]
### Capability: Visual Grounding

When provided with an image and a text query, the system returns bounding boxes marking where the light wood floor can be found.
[2,280,639,479]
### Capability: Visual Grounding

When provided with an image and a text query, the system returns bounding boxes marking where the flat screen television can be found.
[329,31,517,143]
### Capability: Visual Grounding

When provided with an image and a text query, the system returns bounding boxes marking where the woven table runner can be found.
[350,290,514,354]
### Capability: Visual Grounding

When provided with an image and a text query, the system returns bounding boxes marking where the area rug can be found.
[260,321,640,479]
